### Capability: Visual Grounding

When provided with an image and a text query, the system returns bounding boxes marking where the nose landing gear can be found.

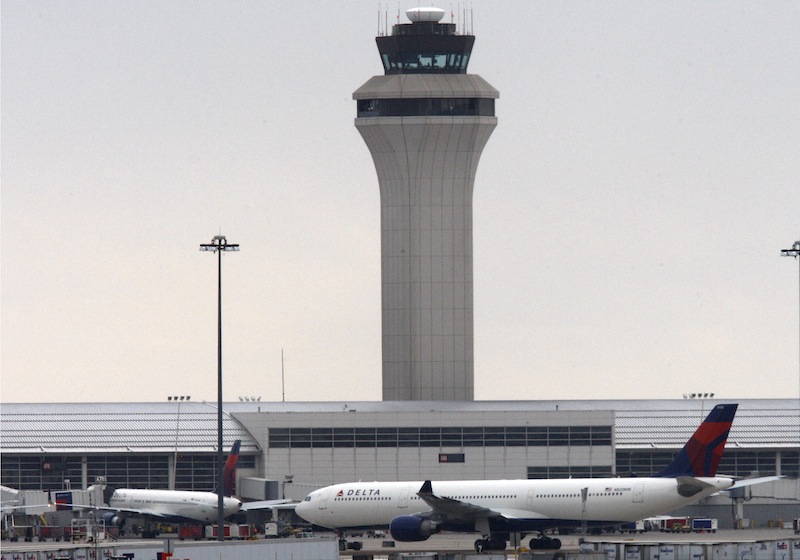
[338,537,363,551]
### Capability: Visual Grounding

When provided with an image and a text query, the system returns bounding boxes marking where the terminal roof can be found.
[1,399,796,453]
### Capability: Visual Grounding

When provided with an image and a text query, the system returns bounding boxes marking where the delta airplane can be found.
[83,440,243,535]
[297,404,753,552]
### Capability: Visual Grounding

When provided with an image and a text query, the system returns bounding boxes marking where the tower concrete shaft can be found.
[353,8,498,401]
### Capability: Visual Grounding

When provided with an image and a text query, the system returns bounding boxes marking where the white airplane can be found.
[99,488,242,525]
[82,440,243,536]
[297,404,753,552]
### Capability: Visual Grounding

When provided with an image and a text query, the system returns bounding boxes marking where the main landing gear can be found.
[474,536,507,552]
[528,535,562,550]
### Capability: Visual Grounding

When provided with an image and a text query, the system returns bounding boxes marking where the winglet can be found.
[657,404,737,477]
[419,480,433,495]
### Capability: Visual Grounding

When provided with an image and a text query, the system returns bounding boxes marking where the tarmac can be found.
[338,528,799,557]
[2,528,797,559]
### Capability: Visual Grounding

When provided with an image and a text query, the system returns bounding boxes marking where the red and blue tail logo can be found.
[222,440,241,497]
[657,404,737,477]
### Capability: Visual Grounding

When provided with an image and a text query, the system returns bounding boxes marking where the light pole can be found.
[167,396,190,490]
[682,392,715,420]
[200,235,239,541]
[781,240,800,401]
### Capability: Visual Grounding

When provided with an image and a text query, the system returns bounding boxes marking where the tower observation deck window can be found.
[376,20,475,75]
[380,52,470,74]
[357,97,495,118]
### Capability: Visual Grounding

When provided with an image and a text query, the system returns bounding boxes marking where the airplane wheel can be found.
[474,538,485,553]
[338,539,347,551]
[530,537,560,550]
[348,541,363,551]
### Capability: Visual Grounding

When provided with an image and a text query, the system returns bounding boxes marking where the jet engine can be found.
[101,512,126,529]
[389,515,438,541]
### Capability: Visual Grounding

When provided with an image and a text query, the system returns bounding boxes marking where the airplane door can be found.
[527,489,535,508]
[399,488,410,509]
[633,483,644,503]
[319,490,329,510]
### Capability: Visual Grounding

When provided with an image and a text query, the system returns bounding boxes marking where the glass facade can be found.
[268,425,612,449]
[616,450,799,478]
[1,454,255,491]
[2,447,796,489]
[528,465,613,479]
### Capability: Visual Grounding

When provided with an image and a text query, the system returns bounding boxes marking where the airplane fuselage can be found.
[297,476,733,533]
[109,489,241,523]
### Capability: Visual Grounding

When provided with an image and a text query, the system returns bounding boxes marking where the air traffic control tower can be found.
[354,7,498,401]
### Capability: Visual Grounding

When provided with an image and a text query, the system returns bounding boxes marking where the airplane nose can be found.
[295,497,311,520]
[223,497,242,515]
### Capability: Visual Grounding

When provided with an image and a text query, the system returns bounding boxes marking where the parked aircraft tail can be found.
[222,440,241,497]
[657,403,737,477]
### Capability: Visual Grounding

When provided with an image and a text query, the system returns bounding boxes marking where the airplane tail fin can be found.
[102,485,116,506]
[222,440,241,497]
[656,403,737,477]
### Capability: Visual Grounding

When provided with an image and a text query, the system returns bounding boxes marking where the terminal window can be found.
[268,425,613,449]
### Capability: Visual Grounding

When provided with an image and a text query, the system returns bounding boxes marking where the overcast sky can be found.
[2,1,798,404]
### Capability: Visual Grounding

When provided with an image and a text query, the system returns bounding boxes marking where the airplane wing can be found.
[416,481,503,522]
[702,475,784,498]
[240,499,297,512]
[1,486,52,514]
[1,499,20,513]
[68,503,172,519]
[725,475,783,490]
[0,502,53,514]
[104,506,170,518]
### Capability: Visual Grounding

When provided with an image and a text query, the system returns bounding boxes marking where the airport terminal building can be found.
[2,398,798,528]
